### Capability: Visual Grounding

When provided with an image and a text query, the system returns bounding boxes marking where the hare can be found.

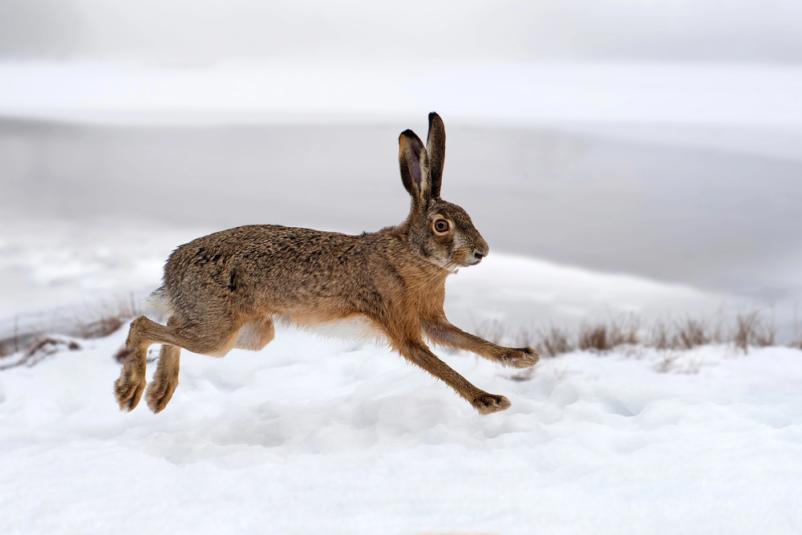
[114,112,538,415]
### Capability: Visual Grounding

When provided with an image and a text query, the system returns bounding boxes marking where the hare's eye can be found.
[433,219,451,234]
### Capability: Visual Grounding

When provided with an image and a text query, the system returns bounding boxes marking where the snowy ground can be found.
[1,214,796,534]
[1,325,801,534]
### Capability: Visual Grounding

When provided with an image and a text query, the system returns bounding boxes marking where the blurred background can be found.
[1,0,801,341]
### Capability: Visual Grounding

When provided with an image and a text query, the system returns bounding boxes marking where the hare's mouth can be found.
[454,248,486,269]
[459,256,483,268]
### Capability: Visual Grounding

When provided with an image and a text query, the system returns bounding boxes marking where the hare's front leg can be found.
[424,318,539,369]
[395,338,510,414]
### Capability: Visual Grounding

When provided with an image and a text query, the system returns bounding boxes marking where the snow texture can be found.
[3,62,802,133]
[1,323,801,534]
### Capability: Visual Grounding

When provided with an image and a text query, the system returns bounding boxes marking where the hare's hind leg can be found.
[145,344,180,413]
[115,314,241,411]
[145,317,182,413]
[114,317,152,411]
[143,316,273,412]
[129,315,242,356]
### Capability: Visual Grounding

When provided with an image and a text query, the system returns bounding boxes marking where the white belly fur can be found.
[276,315,387,344]
[234,321,269,350]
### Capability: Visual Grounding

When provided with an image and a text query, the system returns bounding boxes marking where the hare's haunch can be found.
[114,113,539,415]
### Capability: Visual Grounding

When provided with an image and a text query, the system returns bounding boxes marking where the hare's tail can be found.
[144,286,174,321]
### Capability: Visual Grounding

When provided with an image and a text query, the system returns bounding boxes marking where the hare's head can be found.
[398,113,489,272]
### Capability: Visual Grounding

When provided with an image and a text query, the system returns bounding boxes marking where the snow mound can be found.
[448,253,739,332]
[1,325,801,534]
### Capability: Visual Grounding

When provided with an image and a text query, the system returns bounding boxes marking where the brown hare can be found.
[114,112,538,415]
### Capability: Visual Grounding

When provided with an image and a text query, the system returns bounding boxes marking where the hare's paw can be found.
[472,393,511,415]
[146,373,179,413]
[114,369,146,411]
[500,347,540,368]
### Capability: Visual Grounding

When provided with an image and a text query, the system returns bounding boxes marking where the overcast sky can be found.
[1,0,801,64]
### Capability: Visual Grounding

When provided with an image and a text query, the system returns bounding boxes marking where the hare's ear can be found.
[398,129,431,208]
[426,112,445,198]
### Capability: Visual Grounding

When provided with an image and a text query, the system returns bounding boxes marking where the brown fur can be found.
[114,112,539,415]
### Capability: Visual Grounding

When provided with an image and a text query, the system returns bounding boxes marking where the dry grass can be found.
[0,295,139,365]
[577,318,639,352]
[650,321,671,350]
[578,324,608,352]
[537,326,574,357]
[675,319,709,350]
[0,301,794,373]
[77,316,126,339]
[733,312,775,354]
[0,337,82,371]
[516,310,785,359]
[74,295,140,339]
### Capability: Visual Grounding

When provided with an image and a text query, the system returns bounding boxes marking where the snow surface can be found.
[1,325,801,534]
[3,61,802,128]
[3,60,802,163]
[0,214,795,533]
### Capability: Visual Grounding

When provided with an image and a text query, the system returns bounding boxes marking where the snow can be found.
[0,212,197,321]
[0,214,796,533]
[3,60,802,126]
[1,324,801,534]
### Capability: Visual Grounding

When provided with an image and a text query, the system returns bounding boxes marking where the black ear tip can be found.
[428,112,441,123]
[399,129,423,145]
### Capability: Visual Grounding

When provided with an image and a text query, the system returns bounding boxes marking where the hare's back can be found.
[162,225,359,299]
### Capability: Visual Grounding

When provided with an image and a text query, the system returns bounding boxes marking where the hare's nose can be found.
[473,250,485,262]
